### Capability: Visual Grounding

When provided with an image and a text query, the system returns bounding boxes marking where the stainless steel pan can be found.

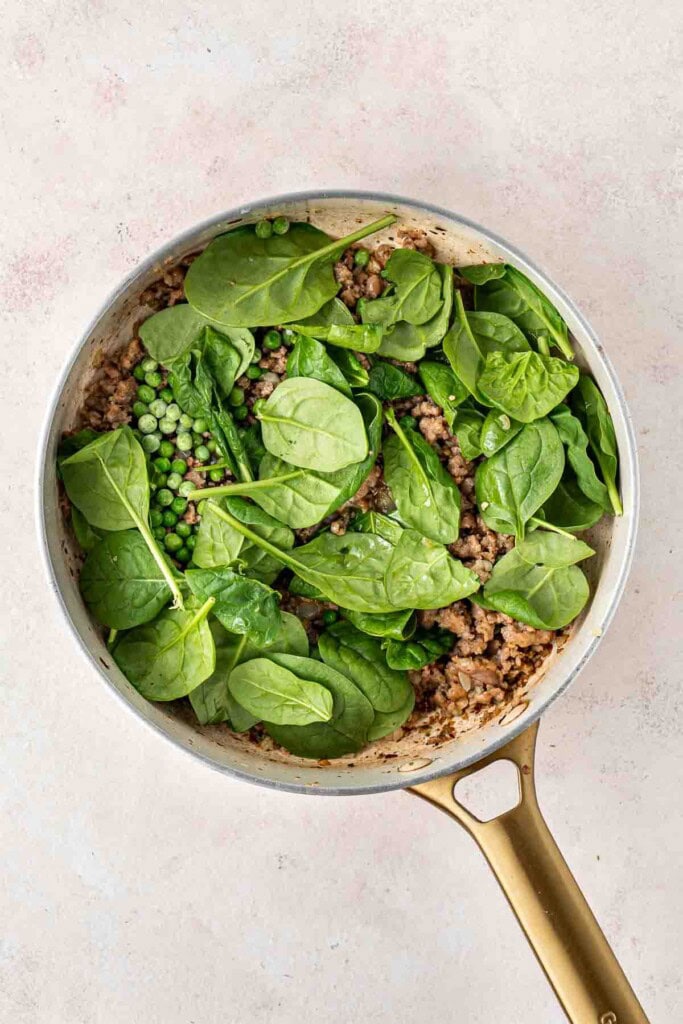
[37,191,647,1023]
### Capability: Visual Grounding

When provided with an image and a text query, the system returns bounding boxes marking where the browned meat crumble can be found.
[67,228,568,753]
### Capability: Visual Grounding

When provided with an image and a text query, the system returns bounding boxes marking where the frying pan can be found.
[37,190,647,1023]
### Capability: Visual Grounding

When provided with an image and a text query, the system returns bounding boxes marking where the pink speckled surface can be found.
[1,3,682,1022]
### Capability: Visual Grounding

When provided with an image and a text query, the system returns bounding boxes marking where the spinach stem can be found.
[107,628,118,649]
[136,513,185,609]
[187,473,302,503]
[209,501,302,573]
[536,336,551,357]
[606,478,623,516]
[529,517,577,540]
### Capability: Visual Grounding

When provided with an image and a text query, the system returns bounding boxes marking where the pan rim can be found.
[36,188,639,795]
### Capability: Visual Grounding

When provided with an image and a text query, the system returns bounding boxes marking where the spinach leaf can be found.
[80,530,172,629]
[57,428,101,471]
[359,249,442,326]
[185,567,281,645]
[374,263,454,360]
[192,494,294,584]
[549,404,610,510]
[208,501,398,612]
[192,499,244,568]
[264,654,374,758]
[287,576,328,600]
[113,596,215,700]
[61,426,183,608]
[287,322,383,353]
[443,291,530,403]
[367,361,422,400]
[139,305,254,377]
[292,296,354,328]
[452,402,486,460]
[189,614,308,727]
[350,509,403,544]
[539,474,604,533]
[383,407,461,544]
[184,214,396,327]
[516,531,595,567]
[344,608,416,641]
[458,264,507,284]
[318,622,414,739]
[228,658,333,725]
[382,629,452,670]
[480,410,523,455]
[474,265,573,359]
[475,419,564,538]
[482,547,590,630]
[418,361,468,426]
[257,377,368,472]
[328,348,370,388]
[385,529,480,609]
[286,334,352,396]
[478,350,579,423]
[571,376,622,515]
[71,507,104,552]
[192,393,382,529]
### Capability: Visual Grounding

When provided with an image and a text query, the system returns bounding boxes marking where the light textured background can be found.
[1,2,681,1021]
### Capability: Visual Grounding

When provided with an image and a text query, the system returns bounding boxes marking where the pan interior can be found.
[39,192,637,794]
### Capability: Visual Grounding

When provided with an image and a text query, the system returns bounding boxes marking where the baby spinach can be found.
[57,428,100,470]
[344,608,416,641]
[287,322,383,353]
[418,361,468,426]
[374,263,454,360]
[350,509,403,544]
[264,654,374,758]
[478,350,579,423]
[71,507,104,552]
[139,305,255,376]
[516,531,595,567]
[61,426,184,608]
[540,475,604,533]
[80,530,172,629]
[113,596,216,700]
[474,265,573,359]
[382,629,452,671]
[208,501,397,612]
[550,404,610,510]
[185,567,281,646]
[257,377,368,472]
[286,334,352,396]
[475,419,564,538]
[383,407,461,544]
[480,410,523,455]
[385,529,480,609]
[329,348,370,388]
[571,376,622,515]
[228,658,333,726]
[185,214,396,327]
[482,544,591,630]
[367,361,422,400]
[318,622,414,740]
[458,264,507,284]
[444,292,530,403]
[193,495,294,584]
[452,402,487,460]
[359,249,443,331]
[189,614,308,727]
[292,296,355,328]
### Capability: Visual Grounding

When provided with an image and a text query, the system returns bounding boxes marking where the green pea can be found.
[229,386,245,407]
[164,532,183,553]
[159,387,174,402]
[132,401,149,419]
[154,456,172,473]
[255,219,272,239]
[206,439,218,453]
[178,413,194,430]
[263,330,281,350]
[162,510,179,528]
[158,417,176,435]
[141,357,159,373]
[246,365,261,380]
[194,444,210,462]
[156,488,174,508]
[153,526,166,541]
[176,432,193,451]
[176,521,192,539]
[192,418,208,434]
[191,432,204,447]
[171,458,187,475]
[175,545,191,563]
[186,535,197,551]
[137,384,156,404]
[141,433,161,454]
[159,440,175,458]
[196,500,207,516]
[178,480,195,497]
[149,398,167,418]
[133,364,146,382]
[154,472,168,489]
[144,371,162,388]
[166,472,183,490]
[272,216,289,235]
[163,403,180,422]
[150,509,164,527]
[322,610,338,626]
[252,398,267,417]
[250,348,262,364]
[233,405,249,422]
[171,497,188,515]
[137,413,158,434]
[353,248,370,268]
[209,468,224,483]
